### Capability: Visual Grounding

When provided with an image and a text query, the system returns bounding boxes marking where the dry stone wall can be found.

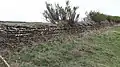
[0,21,114,49]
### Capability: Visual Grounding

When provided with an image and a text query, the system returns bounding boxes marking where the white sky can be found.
[0,0,119,22]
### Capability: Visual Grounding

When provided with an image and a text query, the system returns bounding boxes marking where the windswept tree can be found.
[43,0,80,27]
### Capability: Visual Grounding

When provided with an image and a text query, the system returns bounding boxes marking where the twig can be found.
[0,55,10,67]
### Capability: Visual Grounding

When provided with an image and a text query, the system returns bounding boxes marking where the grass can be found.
[2,26,120,67]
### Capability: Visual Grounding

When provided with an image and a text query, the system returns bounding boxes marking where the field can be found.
[1,26,120,67]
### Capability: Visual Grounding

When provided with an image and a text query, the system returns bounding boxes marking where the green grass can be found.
[3,26,120,67]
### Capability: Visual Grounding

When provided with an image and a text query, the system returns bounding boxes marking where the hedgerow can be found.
[87,11,120,23]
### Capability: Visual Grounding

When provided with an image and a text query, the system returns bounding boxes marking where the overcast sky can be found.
[0,0,119,22]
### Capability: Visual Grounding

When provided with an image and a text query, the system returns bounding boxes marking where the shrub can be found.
[106,15,120,23]
[43,0,80,27]
[87,11,107,22]
[86,11,120,24]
